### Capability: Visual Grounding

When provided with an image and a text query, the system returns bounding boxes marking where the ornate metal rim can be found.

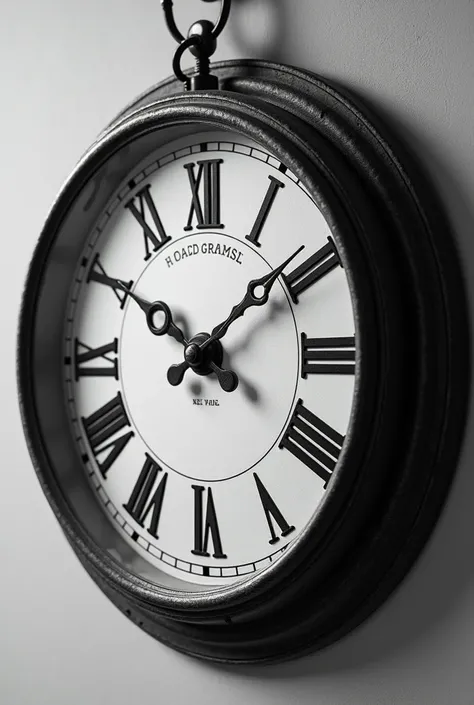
[17,60,469,663]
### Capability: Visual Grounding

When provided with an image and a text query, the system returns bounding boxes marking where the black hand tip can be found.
[221,370,239,393]
[167,363,187,386]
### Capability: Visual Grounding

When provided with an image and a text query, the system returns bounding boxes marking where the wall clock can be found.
[18,0,469,663]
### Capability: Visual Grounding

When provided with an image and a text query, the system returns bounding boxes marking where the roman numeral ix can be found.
[191,485,227,558]
[73,338,118,380]
[254,473,295,545]
[87,254,132,308]
[246,175,285,247]
[123,454,168,540]
[125,184,171,261]
[301,333,356,377]
[283,236,341,302]
[184,159,224,231]
[82,392,134,477]
[280,400,344,486]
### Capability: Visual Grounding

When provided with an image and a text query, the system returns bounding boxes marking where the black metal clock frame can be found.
[18,56,469,663]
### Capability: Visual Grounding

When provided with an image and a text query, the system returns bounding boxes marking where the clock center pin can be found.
[184,332,224,376]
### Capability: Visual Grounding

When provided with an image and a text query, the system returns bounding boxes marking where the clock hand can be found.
[209,361,239,393]
[200,245,305,351]
[165,246,303,389]
[167,359,239,392]
[115,281,187,346]
[115,280,239,390]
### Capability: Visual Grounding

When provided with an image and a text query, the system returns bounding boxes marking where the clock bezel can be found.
[17,60,469,663]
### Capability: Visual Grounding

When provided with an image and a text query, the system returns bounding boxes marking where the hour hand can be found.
[115,281,187,346]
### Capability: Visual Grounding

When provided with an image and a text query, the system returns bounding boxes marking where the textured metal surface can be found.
[17,60,469,663]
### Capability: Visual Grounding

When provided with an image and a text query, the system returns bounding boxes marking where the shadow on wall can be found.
[229,0,290,63]
[204,18,474,677]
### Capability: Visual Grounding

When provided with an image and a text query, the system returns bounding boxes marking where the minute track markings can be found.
[90,473,290,577]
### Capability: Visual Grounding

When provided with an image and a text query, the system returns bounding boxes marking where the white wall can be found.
[2,1,474,703]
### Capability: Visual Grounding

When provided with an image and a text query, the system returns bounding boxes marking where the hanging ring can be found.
[172,35,202,84]
[161,0,231,44]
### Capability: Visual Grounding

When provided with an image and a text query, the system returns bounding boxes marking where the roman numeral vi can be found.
[191,485,227,558]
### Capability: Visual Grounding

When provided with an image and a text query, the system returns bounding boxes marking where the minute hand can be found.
[201,245,305,351]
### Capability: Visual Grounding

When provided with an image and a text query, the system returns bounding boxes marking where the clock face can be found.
[63,130,356,587]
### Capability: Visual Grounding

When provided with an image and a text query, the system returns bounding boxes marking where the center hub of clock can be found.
[184,343,200,365]
[184,333,223,376]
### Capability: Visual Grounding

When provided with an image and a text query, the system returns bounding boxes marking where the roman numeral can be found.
[73,338,118,380]
[123,454,168,540]
[279,400,344,486]
[253,473,295,545]
[245,175,285,247]
[183,159,224,231]
[301,334,356,377]
[191,485,226,558]
[87,254,132,308]
[82,392,134,477]
[283,237,341,302]
[125,184,171,261]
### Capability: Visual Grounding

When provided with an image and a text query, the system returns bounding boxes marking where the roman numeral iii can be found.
[301,334,356,377]
[191,485,227,558]
[87,254,132,308]
[280,400,344,485]
[73,338,118,380]
[82,392,134,477]
[253,473,295,545]
[125,184,171,261]
[246,175,285,247]
[184,159,224,230]
[283,237,341,302]
[123,454,168,540]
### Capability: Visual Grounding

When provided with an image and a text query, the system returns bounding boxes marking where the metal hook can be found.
[172,35,202,84]
[161,0,231,44]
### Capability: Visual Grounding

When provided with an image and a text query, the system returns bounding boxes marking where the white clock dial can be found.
[64,130,356,587]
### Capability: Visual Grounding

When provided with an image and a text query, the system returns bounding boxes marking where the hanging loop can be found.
[172,35,201,83]
[165,1,230,90]
[172,29,219,90]
[161,0,231,44]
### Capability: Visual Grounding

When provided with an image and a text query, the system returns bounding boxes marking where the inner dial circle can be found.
[120,233,299,482]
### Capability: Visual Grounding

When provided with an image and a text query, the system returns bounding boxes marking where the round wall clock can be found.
[18,0,469,663]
